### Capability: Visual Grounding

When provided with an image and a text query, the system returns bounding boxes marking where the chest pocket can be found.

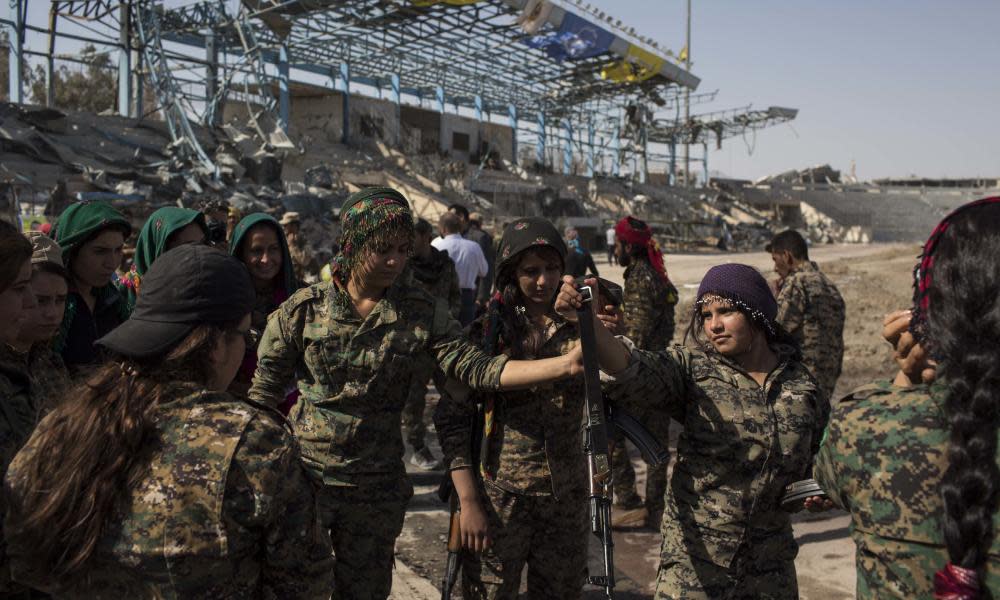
[687,362,746,456]
[771,388,816,479]
[300,324,349,393]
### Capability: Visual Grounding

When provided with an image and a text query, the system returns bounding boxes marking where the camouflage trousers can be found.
[401,373,431,450]
[460,481,588,599]
[611,419,670,517]
[317,477,414,600]
[403,356,437,451]
[655,525,798,599]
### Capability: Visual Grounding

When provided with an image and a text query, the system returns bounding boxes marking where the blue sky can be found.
[14,1,1000,181]
[594,0,1000,180]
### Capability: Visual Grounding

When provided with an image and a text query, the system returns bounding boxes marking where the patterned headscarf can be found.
[330,187,413,283]
[615,216,669,283]
[910,196,1000,345]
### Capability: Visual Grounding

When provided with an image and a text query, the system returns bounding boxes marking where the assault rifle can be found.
[440,478,461,599]
[577,283,669,599]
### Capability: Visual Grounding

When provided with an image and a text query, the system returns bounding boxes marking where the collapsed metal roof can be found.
[7,0,704,180]
[157,0,699,118]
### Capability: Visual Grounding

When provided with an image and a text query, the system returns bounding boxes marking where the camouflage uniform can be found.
[401,249,461,452]
[775,261,845,402]
[0,346,44,597]
[249,279,508,599]
[289,237,319,282]
[5,383,334,599]
[612,259,678,516]
[21,343,71,411]
[813,381,1000,598]
[604,341,823,599]
[434,315,588,599]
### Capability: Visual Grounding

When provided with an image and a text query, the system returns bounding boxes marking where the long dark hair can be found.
[6,322,241,582]
[494,246,563,359]
[926,202,1000,594]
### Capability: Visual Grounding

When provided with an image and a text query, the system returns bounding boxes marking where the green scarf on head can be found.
[54,201,131,259]
[229,213,299,295]
[119,207,207,314]
[52,201,132,354]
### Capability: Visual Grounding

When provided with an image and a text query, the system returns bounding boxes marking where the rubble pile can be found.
[1,100,783,253]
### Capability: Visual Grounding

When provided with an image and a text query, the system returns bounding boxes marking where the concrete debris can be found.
[3,100,896,254]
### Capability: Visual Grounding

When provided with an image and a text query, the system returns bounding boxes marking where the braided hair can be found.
[920,199,1000,598]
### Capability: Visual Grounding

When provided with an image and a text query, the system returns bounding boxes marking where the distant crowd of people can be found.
[0,189,997,600]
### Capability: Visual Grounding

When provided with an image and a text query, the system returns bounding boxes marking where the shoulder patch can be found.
[838,380,895,403]
[283,282,327,313]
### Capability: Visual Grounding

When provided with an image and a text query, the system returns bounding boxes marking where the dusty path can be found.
[391,242,920,600]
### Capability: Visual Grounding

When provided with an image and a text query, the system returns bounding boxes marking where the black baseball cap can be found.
[98,244,254,359]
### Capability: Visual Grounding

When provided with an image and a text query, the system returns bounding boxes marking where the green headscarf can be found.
[52,201,131,354]
[229,213,298,295]
[118,207,207,314]
[54,201,131,259]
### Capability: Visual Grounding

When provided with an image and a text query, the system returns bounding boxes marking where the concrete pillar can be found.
[612,125,620,177]
[508,104,517,165]
[45,5,57,107]
[133,49,143,117]
[339,62,350,144]
[703,142,709,187]
[436,85,446,153]
[5,0,25,104]
[474,95,483,157]
[277,44,291,131]
[668,137,677,186]
[118,3,133,117]
[205,30,221,126]
[586,121,595,177]
[390,72,400,146]
[536,111,546,168]
[562,120,573,175]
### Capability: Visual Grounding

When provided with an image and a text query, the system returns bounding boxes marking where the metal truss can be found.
[133,0,219,173]
[10,0,705,180]
[649,105,798,147]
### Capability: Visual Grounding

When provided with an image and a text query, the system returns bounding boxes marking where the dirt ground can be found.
[391,243,920,599]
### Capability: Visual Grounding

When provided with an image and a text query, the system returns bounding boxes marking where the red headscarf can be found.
[911,196,1000,345]
[614,216,669,283]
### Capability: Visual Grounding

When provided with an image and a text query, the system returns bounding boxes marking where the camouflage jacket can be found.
[622,260,678,351]
[18,343,70,413]
[5,384,334,599]
[406,247,461,320]
[434,314,587,499]
[604,341,823,567]
[775,261,845,401]
[0,347,49,471]
[0,347,44,596]
[248,280,509,488]
[814,381,1000,598]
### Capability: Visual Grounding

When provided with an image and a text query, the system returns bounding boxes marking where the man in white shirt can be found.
[432,211,487,325]
[605,225,616,265]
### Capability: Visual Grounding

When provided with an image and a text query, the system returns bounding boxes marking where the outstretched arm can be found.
[430,298,580,392]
